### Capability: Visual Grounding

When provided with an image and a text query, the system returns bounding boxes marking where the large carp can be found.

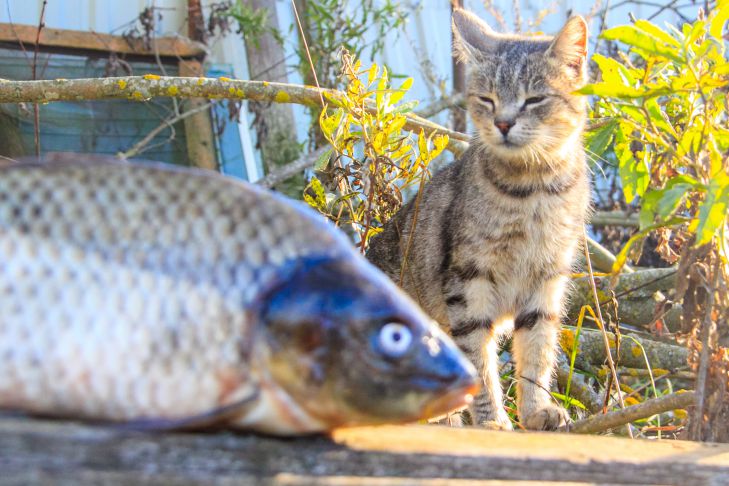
[0,154,477,435]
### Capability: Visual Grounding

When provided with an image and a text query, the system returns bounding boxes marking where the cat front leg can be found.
[512,277,570,430]
[444,277,512,430]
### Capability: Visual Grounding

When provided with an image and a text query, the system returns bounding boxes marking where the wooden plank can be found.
[0,23,205,58]
[1,416,728,485]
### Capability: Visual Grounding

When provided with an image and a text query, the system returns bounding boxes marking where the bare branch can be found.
[258,146,330,188]
[119,101,212,160]
[0,76,469,156]
[564,390,695,434]
[415,92,465,119]
[590,211,640,227]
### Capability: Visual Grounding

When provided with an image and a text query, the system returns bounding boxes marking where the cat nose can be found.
[494,120,514,136]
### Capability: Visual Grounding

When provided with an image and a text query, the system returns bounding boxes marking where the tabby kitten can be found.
[366,9,591,430]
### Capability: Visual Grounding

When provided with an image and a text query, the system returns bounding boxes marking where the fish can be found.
[0,154,478,436]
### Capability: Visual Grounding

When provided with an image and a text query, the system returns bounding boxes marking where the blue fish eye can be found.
[378,323,413,358]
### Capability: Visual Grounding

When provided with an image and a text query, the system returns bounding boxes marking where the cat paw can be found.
[521,404,570,431]
[478,418,513,431]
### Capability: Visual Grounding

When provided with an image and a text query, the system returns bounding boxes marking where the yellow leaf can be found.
[417,130,427,155]
[367,63,378,86]
[433,134,449,153]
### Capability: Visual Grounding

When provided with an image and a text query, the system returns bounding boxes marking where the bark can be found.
[590,210,640,227]
[559,327,689,371]
[583,236,635,274]
[2,415,728,485]
[567,268,681,331]
[556,355,604,413]
[565,391,696,434]
[0,77,469,156]
[244,0,302,195]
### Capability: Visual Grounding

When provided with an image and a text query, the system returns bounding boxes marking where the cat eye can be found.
[477,96,495,109]
[523,96,547,107]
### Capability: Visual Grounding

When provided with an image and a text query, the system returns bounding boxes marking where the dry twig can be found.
[564,390,695,434]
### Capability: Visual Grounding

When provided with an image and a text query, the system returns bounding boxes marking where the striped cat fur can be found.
[367,9,592,430]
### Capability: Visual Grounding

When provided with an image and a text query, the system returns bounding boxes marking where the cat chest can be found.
[458,196,580,275]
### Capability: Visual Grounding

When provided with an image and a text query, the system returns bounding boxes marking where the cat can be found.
[366,9,591,430]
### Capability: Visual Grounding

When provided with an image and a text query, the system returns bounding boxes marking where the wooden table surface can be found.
[1,416,728,485]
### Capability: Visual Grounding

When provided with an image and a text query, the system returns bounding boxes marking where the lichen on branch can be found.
[0,76,469,155]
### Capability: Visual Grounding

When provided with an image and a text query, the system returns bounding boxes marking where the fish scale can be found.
[0,155,478,435]
[0,161,337,420]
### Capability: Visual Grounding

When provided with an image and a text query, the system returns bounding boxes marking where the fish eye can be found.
[377,322,413,358]
[523,96,546,107]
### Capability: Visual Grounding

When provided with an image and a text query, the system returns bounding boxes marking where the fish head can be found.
[258,256,479,431]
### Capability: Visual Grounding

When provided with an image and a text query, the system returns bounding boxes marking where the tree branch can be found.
[0,76,470,156]
[584,236,635,274]
[258,146,329,188]
[416,93,466,119]
[564,391,695,434]
[590,211,640,227]
[119,101,212,160]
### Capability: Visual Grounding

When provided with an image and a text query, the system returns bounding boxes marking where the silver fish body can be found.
[0,155,477,435]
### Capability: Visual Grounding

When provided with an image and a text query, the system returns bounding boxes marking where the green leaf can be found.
[639,189,664,229]
[313,148,334,171]
[657,183,692,218]
[618,104,647,124]
[392,100,419,114]
[694,171,729,246]
[644,98,678,139]
[616,126,649,204]
[602,25,684,63]
[585,119,618,158]
[551,392,586,410]
[634,20,681,47]
[638,177,697,229]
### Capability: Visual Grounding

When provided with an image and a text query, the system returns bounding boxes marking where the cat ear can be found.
[452,9,498,62]
[547,16,588,82]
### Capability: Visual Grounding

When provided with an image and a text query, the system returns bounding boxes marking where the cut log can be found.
[567,268,681,331]
[1,416,728,485]
[559,328,689,371]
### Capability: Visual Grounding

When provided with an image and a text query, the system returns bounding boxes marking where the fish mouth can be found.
[422,381,480,419]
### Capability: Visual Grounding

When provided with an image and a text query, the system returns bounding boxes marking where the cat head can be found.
[452,9,588,163]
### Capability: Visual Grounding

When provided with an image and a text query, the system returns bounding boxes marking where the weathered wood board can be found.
[1,416,728,485]
[0,23,204,58]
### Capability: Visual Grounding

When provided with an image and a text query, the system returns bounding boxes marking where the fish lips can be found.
[407,328,480,417]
